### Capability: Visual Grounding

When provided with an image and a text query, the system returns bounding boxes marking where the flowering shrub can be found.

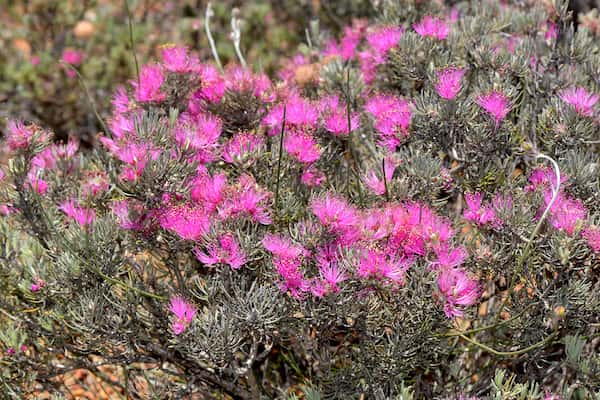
[1,0,600,398]
[1,0,365,143]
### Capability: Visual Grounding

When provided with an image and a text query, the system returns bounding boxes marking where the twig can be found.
[458,331,558,357]
[382,158,390,202]
[274,105,287,216]
[230,8,247,68]
[61,62,110,135]
[124,0,140,87]
[205,2,223,71]
[495,153,561,321]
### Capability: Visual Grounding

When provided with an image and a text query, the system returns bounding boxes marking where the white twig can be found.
[536,152,561,225]
[205,2,223,71]
[230,8,247,68]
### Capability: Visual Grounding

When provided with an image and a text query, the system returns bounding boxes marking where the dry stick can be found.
[345,69,363,203]
[458,331,558,357]
[382,158,390,202]
[62,63,109,135]
[436,302,537,338]
[495,152,561,322]
[274,105,287,217]
[124,0,140,87]
[205,2,223,72]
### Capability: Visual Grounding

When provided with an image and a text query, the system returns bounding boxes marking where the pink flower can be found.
[544,393,561,400]
[111,199,149,231]
[448,8,460,23]
[366,26,403,56]
[583,225,600,253]
[224,67,273,101]
[414,16,450,40]
[558,87,598,117]
[219,175,272,225]
[194,233,246,270]
[62,49,83,77]
[463,192,499,227]
[107,114,135,140]
[112,141,159,181]
[263,96,318,136]
[311,194,360,243]
[310,279,328,297]
[5,120,35,150]
[477,91,510,127]
[544,190,587,235]
[61,49,83,65]
[339,26,363,60]
[26,173,48,195]
[160,45,199,73]
[82,171,109,197]
[273,257,309,299]
[432,245,468,269]
[222,132,264,165]
[324,108,361,137]
[301,166,326,187]
[319,95,360,137]
[175,113,222,162]
[112,86,131,114]
[437,267,479,318]
[59,199,95,226]
[363,156,397,196]
[133,64,166,103]
[319,262,347,293]
[435,67,465,100]
[262,233,307,260]
[356,249,408,285]
[283,130,321,164]
[189,64,225,107]
[0,204,17,216]
[190,172,227,212]
[526,166,568,192]
[30,277,45,293]
[169,297,196,335]
[158,204,210,241]
[545,21,558,41]
[365,94,412,150]
[357,50,382,85]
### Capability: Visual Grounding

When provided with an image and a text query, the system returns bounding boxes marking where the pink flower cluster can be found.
[527,168,589,237]
[435,67,465,100]
[363,156,398,196]
[263,93,321,164]
[463,192,508,229]
[4,120,50,152]
[59,199,96,226]
[262,193,479,317]
[414,16,451,40]
[359,26,403,84]
[317,23,402,84]
[365,94,412,150]
[319,95,361,137]
[194,233,246,270]
[222,132,264,165]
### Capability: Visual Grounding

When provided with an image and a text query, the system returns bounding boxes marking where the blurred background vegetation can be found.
[0,0,376,144]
